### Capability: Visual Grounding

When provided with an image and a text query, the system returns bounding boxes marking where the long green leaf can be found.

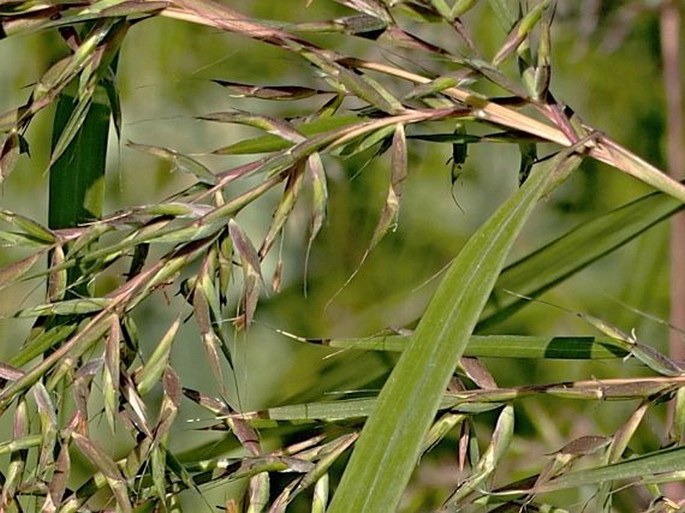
[479,186,683,329]
[210,113,360,155]
[327,132,590,513]
[49,86,110,230]
[49,84,111,300]
[298,333,628,359]
[533,446,685,494]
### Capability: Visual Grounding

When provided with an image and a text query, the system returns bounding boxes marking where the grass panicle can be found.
[0,1,683,512]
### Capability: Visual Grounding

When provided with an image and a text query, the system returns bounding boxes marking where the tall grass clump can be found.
[0,1,684,512]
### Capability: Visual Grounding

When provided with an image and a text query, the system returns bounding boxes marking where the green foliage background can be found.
[0,1,683,512]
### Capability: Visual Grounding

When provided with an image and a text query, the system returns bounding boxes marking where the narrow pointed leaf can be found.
[46,433,71,509]
[446,404,515,504]
[1,399,29,508]
[0,131,22,183]
[295,333,628,359]
[480,187,684,329]
[151,444,168,506]
[135,317,180,396]
[13,297,112,317]
[103,316,121,431]
[127,141,216,184]
[72,432,133,513]
[9,324,77,368]
[0,434,41,456]
[199,110,304,143]
[422,412,466,454]
[305,152,328,289]
[292,434,358,500]
[532,5,552,100]
[49,94,94,166]
[193,285,225,387]
[33,382,58,474]
[518,141,537,186]
[312,474,329,513]
[47,244,67,302]
[0,230,50,248]
[213,80,327,100]
[0,210,56,243]
[182,387,231,416]
[211,114,360,155]
[156,367,181,436]
[229,219,263,328]
[369,123,406,249]
[673,388,685,445]
[248,472,269,513]
[338,124,394,157]
[102,74,122,139]
[48,85,110,284]
[0,251,42,289]
[596,400,650,508]
[260,162,305,259]
[593,135,685,204]
[307,152,328,241]
[492,1,550,66]
[328,142,589,513]
[534,446,685,494]
[213,136,292,155]
[0,363,23,381]
[304,53,402,114]
[297,14,387,39]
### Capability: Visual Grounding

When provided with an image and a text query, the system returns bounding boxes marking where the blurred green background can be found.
[0,1,681,510]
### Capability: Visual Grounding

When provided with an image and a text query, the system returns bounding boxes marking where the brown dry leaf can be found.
[369,123,407,250]
[72,432,133,513]
[0,131,21,183]
[182,387,231,416]
[229,219,263,329]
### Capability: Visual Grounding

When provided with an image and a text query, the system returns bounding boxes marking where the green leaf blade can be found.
[328,138,586,513]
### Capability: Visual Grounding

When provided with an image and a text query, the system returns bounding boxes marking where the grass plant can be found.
[0,1,684,512]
